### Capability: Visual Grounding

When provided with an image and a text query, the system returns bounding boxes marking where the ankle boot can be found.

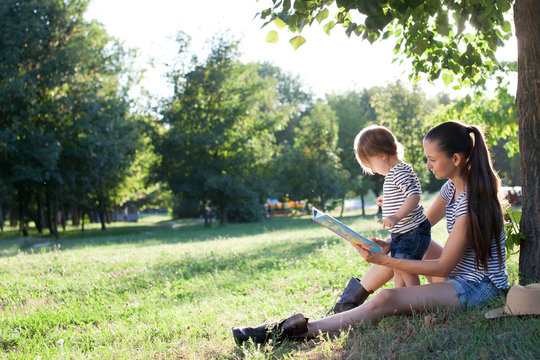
[232,313,310,346]
[327,277,372,315]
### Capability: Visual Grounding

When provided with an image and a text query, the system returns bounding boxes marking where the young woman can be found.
[232,121,508,344]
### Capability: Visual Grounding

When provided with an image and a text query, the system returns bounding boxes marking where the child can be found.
[353,125,430,287]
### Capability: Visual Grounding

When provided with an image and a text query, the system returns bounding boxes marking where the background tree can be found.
[276,101,346,210]
[258,0,539,283]
[0,0,143,234]
[327,89,381,215]
[155,36,286,225]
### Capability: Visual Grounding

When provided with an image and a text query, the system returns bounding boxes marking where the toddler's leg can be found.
[394,269,405,287]
[400,271,421,287]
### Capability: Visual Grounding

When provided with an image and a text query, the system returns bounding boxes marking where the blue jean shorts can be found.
[390,219,431,260]
[447,275,502,308]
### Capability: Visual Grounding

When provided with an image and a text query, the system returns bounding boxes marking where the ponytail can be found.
[425,121,504,271]
[466,126,503,271]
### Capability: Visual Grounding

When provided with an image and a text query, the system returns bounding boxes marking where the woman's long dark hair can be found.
[424,121,503,271]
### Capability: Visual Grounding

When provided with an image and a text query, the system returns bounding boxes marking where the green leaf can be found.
[274,17,287,29]
[285,14,298,29]
[261,9,271,19]
[315,8,329,24]
[289,35,306,50]
[501,20,511,33]
[283,0,291,12]
[265,30,279,43]
[442,73,453,86]
[323,20,335,35]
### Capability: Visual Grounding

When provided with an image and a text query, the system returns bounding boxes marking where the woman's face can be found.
[423,139,458,180]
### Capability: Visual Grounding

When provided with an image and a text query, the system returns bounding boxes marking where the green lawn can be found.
[0,204,537,359]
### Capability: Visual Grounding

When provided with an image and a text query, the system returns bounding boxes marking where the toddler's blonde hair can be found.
[353,125,404,174]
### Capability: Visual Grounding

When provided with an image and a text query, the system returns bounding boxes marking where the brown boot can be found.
[232,313,311,346]
[327,277,372,315]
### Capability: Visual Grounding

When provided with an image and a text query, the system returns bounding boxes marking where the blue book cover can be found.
[312,207,382,253]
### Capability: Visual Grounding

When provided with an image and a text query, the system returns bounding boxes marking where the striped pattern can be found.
[440,180,508,289]
[382,162,427,234]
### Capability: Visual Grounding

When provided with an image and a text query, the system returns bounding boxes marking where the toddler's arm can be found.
[381,194,420,229]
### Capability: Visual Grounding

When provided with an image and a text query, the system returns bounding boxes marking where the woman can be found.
[232,121,508,345]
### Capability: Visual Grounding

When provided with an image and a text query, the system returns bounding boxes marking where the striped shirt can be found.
[382,162,427,234]
[440,180,508,289]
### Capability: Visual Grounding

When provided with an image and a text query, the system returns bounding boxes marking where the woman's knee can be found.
[370,288,394,310]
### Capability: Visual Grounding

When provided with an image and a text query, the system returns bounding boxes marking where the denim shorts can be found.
[447,275,502,308]
[390,219,431,260]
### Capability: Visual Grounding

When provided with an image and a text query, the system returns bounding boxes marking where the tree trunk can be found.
[36,193,44,234]
[9,205,17,228]
[340,198,345,217]
[45,189,58,239]
[72,203,80,226]
[515,0,540,284]
[81,210,85,232]
[0,204,3,231]
[51,196,59,239]
[219,204,227,227]
[45,190,51,231]
[18,186,29,236]
[361,193,365,216]
[60,204,66,231]
[98,202,107,231]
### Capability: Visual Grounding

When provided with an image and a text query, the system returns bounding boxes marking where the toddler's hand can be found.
[381,215,398,229]
[375,196,383,207]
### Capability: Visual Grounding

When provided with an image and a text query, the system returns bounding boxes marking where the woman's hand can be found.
[353,237,391,265]
[372,237,391,254]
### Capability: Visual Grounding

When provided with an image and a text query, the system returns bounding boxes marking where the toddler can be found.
[354,125,431,287]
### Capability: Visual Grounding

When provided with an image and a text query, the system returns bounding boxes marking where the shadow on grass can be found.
[0,214,358,254]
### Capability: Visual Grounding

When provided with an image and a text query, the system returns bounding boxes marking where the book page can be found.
[312,207,382,253]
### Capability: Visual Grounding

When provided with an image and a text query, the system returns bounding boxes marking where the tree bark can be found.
[18,186,29,236]
[60,204,66,231]
[0,204,3,231]
[98,201,107,231]
[9,205,17,228]
[52,196,59,239]
[71,203,80,226]
[515,0,540,284]
[36,193,44,234]
[81,210,85,232]
[219,204,227,227]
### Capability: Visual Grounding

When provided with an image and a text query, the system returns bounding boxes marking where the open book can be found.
[312,207,382,253]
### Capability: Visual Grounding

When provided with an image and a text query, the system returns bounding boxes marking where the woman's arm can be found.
[425,194,447,227]
[356,216,470,277]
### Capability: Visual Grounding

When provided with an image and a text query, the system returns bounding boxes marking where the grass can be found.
[0,200,537,359]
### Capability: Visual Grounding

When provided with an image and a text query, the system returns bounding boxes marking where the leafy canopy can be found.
[258,0,513,87]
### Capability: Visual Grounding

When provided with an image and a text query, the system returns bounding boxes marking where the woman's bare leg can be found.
[305,282,460,336]
[359,263,394,292]
[359,239,443,291]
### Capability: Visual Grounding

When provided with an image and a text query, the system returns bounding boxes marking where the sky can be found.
[84,0,518,101]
